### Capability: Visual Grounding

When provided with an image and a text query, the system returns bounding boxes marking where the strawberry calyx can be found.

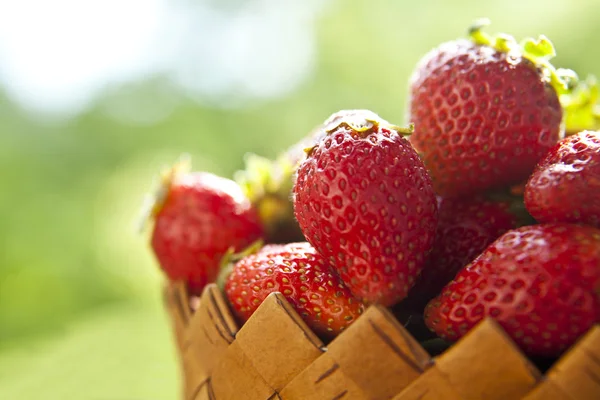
[234,152,298,237]
[323,109,382,135]
[304,110,414,156]
[323,110,414,138]
[215,239,265,291]
[468,18,577,96]
[137,154,191,233]
[561,75,600,135]
[303,122,413,156]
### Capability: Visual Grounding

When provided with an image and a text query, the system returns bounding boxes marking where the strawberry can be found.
[142,157,264,294]
[407,19,574,197]
[524,130,600,227]
[404,195,518,309]
[424,223,600,357]
[293,109,438,306]
[224,242,364,339]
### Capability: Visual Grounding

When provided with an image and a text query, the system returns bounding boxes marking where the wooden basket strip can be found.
[524,326,600,400]
[520,380,573,400]
[165,282,191,352]
[279,352,370,400]
[211,340,275,400]
[191,380,215,400]
[210,293,325,399]
[165,282,600,400]
[234,293,324,392]
[397,318,541,400]
[184,283,238,391]
[437,318,541,399]
[326,304,432,398]
[392,366,464,400]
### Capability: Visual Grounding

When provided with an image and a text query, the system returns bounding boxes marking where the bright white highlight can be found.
[0,0,325,116]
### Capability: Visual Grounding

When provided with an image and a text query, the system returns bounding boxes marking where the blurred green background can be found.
[1,0,599,398]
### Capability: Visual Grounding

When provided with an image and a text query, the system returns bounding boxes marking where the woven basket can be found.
[164,281,600,400]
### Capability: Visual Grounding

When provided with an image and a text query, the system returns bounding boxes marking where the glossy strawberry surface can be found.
[424,223,600,356]
[151,172,263,294]
[224,242,364,339]
[408,39,562,197]
[405,195,518,308]
[293,110,438,306]
[525,130,600,227]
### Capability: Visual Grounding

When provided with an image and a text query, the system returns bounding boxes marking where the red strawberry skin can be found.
[405,196,518,308]
[293,110,438,307]
[408,40,562,197]
[224,242,364,338]
[525,130,600,227]
[151,172,263,294]
[424,223,600,357]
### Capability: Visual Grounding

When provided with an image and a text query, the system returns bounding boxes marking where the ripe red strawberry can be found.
[407,20,572,197]
[224,242,364,338]
[424,223,600,357]
[143,157,264,294]
[293,110,438,306]
[524,130,600,227]
[404,195,518,309]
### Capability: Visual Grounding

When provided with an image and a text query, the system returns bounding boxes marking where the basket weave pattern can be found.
[165,282,600,400]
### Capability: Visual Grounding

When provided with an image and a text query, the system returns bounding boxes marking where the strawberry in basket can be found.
[141,156,264,294]
[223,242,364,339]
[293,110,439,307]
[524,130,600,227]
[406,18,575,198]
[142,17,600,400]
[424,223,600,357]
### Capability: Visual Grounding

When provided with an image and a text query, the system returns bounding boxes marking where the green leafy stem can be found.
[468,18,578,97]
